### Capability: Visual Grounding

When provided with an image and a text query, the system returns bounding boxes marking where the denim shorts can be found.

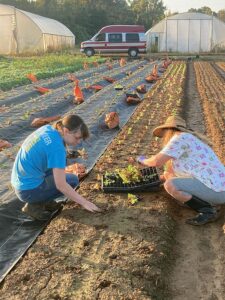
[15,172,79,204]
[170,177,225,205]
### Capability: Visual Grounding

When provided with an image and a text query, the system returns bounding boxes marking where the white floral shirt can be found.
[160,132,225,192]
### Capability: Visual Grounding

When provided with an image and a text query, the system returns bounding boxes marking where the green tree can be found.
[130,0,166,29]
[188,7,213,16]
[217,9,225,22]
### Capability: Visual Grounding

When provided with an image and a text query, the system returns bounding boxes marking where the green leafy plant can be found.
[128,193,139,205]
[115,165,142,184]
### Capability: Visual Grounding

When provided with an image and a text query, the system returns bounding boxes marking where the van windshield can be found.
[94,33,106,41]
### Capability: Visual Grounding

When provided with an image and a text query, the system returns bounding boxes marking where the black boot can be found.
[185,196,219,226]
[22,203,52,221]
[44,201,63,212]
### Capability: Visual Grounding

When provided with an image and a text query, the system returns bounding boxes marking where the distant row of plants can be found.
[0,53,106,91]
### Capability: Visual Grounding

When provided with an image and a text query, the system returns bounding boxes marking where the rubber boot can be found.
[44,201,63,212]
[184,196,219,226]
[22,203,52,221]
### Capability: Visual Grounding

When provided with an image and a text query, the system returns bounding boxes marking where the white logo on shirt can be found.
[42,133,52,146]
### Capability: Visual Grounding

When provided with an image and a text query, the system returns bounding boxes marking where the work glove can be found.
[136,155,147,164]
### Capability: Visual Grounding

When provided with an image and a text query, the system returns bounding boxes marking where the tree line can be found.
[1,0,225,43]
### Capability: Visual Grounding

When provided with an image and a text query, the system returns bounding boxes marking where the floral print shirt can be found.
[160,133,225,192]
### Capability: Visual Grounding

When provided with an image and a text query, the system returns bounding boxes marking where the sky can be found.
[162,0,225,13]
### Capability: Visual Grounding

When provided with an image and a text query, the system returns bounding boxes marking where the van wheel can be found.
[128,48,138,58]
[84,48,94,57]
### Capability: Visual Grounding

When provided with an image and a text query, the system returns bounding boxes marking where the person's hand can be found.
[81,200,102,213]
[137,155,147,164]
[160,174,166,182]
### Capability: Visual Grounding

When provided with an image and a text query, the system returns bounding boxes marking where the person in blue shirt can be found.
[11,114,101,220]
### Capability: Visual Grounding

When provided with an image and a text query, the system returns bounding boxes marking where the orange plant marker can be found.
[27,73,38,83]
[34,86,50,94]
[151,64,159,78]
[74,80,84,104]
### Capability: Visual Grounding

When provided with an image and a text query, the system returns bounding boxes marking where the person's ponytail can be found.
[53,119,63,131]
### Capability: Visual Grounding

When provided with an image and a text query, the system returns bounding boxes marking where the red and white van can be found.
[80,25,146,58]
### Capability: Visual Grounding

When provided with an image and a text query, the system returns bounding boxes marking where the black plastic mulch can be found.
[0,59,163,282]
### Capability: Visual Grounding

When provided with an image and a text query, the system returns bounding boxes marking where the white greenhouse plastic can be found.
[146,12,225,53]
[0,4,75,54]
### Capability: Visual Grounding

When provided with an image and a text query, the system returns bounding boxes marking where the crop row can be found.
[0,60,147,144]
[94,61,186,176]
[0,60,161,199]
[194,62,225,163]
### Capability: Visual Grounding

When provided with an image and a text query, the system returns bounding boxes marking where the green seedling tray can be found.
[102,167,161,193]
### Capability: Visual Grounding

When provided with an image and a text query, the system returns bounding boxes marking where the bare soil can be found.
[1,61,225,300]
[170,62,225,300]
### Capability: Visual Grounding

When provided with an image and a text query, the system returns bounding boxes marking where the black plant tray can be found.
[102,167,161,193]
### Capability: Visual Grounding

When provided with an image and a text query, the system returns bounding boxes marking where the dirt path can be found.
[169,62,225,300]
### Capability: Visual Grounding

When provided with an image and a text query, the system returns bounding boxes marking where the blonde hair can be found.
[161,128,179,147]
[161,129,179,171]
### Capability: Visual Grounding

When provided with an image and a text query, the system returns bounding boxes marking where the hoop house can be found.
[0,4,75,54]
[146,12,225,53]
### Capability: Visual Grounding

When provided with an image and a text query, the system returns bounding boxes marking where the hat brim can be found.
[152,125,180,137]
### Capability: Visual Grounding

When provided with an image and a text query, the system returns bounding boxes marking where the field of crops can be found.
[1,56,225,300]
[0,54,105,91]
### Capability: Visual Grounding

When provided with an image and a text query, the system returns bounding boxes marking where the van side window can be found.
[126,33,140,42]
[95,33,105,41]
[108,33,122,43]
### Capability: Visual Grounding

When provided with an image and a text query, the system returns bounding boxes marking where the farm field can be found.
[0,57,225,300]
[0,53,106,91]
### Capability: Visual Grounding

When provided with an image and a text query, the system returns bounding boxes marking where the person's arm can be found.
[53,168,101,212]
[140,153,172,167]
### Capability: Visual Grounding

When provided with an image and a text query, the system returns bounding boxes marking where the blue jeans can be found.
[15,172,79,204]
[171,177,225,205]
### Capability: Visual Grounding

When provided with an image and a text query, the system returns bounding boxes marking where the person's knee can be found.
[164,178,177,195]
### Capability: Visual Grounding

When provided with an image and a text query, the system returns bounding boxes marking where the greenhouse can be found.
[0,4,75,54]
[146,12,225,53]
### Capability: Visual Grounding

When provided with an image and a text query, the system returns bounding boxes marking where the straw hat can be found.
[153,115,189,137]
[153,115,211,145]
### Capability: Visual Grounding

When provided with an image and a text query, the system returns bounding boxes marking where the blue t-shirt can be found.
[11,125,66,190]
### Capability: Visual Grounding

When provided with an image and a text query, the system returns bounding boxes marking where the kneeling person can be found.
[11,114,100,221]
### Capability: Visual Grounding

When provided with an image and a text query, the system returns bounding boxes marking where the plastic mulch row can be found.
[102,167,161,193]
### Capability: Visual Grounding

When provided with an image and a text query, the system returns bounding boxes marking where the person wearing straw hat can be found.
[137,115,225,226]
